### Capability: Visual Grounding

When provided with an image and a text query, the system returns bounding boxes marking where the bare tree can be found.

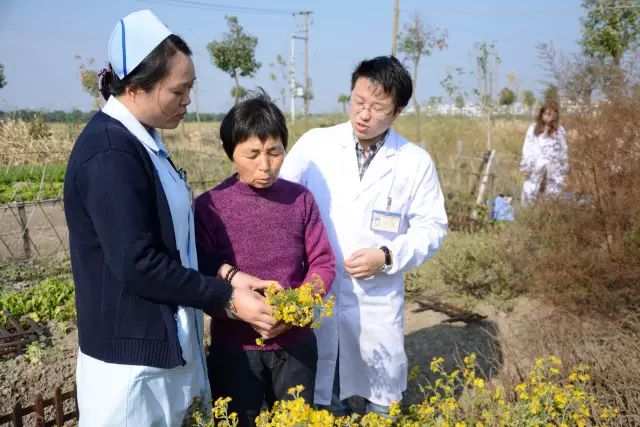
[537,42,600,106]
[398,11,447,144]
[269,54,288,110]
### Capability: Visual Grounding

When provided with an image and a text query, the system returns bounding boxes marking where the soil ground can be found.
[0,292,552,418]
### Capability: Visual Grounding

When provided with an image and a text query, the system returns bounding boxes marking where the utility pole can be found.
[290,33,296,122]
[295,11,313,116]
[391,0,399,56]
[487,70,494,150]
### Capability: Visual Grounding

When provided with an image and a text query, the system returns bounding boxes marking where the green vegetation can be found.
[0,277,75,324]
[405,230,528,302]
[580,0,640,66]
[0,181,63,203]
[0,163,66,184]
[0,164,66,203]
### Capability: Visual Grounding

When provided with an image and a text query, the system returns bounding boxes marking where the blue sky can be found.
[0,0,585,114]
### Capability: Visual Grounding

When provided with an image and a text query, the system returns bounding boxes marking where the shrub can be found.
[407,231,528,299]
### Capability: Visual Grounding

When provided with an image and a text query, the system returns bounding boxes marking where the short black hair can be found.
[350,56,413,113]
[219,89,288,160]
[99,34,192,101]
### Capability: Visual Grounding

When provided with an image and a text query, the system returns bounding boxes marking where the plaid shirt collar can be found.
[354,130,389,180]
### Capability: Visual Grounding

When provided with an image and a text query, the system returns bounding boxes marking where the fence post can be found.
[454,140,464,188]
[73,382,80,421]
[35,393,45,427]
[16,202,31,258]
[54,387,64,426]
[12,402,23,427]
[471,149,496,223]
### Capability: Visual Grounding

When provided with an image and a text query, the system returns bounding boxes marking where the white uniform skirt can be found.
[76,307,210,427]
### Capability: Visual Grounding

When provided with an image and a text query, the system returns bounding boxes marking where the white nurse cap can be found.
[107,10,173,79]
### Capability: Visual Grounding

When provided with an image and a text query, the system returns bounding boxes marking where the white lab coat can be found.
[280,122,447,406]
[520,123,568,205]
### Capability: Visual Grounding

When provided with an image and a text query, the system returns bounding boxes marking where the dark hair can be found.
[219,89,288,160]
[350,56,413,113]
[99,34,192,101]
[534,100,560,137]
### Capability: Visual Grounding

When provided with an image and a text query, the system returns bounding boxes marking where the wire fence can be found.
[0,146,519,262]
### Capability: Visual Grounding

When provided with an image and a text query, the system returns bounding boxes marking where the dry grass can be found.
[497,308,640,426]
[510,91,640,313]
[0,119,76,165]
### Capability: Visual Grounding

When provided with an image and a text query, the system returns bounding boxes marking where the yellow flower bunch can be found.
[256,274,335,346]
[184,396,239,427]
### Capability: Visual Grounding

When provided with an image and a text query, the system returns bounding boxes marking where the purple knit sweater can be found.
[194,175,335,350]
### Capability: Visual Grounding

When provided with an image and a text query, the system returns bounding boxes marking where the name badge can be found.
[371,210,401,233]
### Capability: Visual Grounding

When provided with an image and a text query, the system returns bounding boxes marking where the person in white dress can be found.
[520,100,568,206]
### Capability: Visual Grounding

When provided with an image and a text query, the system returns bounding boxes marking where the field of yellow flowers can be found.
[186,353,617,427]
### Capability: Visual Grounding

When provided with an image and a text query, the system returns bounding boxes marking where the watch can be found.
[379,246,392,273]
[225,288,237,317]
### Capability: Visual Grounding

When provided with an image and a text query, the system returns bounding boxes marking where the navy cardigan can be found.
[64,111,230,368]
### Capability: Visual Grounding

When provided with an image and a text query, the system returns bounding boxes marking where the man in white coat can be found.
[280,56,447,416]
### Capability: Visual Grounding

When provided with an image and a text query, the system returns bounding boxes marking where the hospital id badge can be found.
[371,210,401,233]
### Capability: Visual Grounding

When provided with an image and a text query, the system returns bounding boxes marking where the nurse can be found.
[280,55,448,416]
[64,10,276,426]
[520,100,568,206]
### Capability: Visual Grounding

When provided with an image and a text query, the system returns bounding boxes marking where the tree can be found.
[269,54,288,109]
[543,84,559,103]
[0,63,6,89]
[537,41,599,105]
[473,41,500,150]
[454,95,465,111]
[398,10,448,143]
[580,0,640,66]
[75,55,101,109]
[499,87,516,106]
[440,67,465,102]
[207,16,261,104]
[230,85,247,101]
[522,90,536,113]
[337,94,349,113]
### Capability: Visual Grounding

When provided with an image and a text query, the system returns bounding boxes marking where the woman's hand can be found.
[233,271,282,293]
[231,288,278,332]
[253,321,293,340]
[218,264,283,292]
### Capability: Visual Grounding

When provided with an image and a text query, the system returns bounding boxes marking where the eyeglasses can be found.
[348,97,395,120]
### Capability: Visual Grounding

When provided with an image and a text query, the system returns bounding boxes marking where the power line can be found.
[412,3,640,17]
[136,0,297,16]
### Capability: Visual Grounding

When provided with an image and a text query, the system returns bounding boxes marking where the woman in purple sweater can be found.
[194,91,335,426]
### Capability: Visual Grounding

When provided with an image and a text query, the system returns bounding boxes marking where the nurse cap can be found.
[108,10,173,79]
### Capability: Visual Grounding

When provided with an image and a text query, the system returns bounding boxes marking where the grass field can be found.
[0,114,530,202]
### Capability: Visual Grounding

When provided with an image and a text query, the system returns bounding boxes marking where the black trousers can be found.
[208,336,317,427]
